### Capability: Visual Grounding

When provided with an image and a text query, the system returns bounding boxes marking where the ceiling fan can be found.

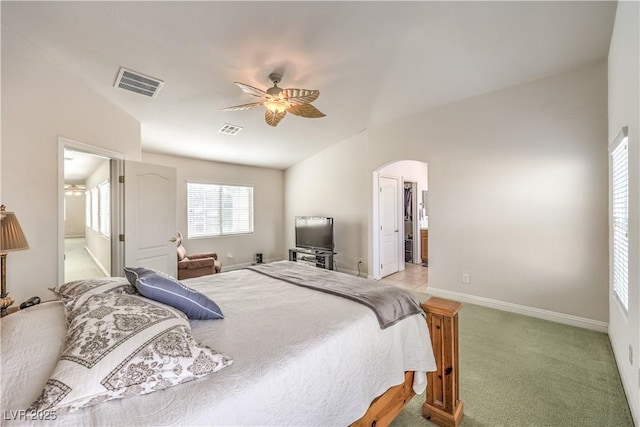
[222,73,326,127]
[64,184,86,196]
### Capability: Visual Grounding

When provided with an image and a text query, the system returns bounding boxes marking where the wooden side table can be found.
[421,297,463,427]
[4,306,20,316]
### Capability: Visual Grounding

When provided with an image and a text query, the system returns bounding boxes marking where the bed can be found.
[1,261,436,426]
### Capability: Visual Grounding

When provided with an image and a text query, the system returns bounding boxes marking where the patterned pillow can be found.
[29,292,232,414]
[50,277,138,312]
[124,267,224,320]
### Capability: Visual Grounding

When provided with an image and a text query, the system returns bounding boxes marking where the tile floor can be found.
[379,262,428,293]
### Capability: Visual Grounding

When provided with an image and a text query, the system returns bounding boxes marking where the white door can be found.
[124,161,177,277]
[379,176,399,277]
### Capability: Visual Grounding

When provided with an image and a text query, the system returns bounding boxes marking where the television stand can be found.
[288,248,335,270]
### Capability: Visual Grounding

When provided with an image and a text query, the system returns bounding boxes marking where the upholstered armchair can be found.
[176,232,222,280]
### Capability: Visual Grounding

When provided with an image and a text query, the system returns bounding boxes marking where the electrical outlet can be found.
[358,257,363,263]
[227,252,233,259]
[462,273,470,284]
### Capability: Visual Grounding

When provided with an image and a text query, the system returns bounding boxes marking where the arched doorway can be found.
[371,160,428,280]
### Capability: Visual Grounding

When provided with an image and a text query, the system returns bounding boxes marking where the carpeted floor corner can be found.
[392,295,634,427]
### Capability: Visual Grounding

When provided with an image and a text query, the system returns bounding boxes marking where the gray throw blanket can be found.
[246,261,424,329]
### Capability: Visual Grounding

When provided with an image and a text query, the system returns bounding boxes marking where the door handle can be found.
[169,237,177,243]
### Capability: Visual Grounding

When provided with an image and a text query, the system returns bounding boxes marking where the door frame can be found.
[405,180,421,264]
[57,137,125,284]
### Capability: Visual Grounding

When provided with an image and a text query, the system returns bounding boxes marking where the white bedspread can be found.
[1,265,435,426]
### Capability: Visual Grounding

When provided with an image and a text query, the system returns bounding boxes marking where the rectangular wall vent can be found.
[114,67,164,98]
[218,123,243,136]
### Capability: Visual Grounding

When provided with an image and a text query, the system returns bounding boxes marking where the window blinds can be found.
[91,187,99,231]
[611,136,629,311]
[85,190,91,228]
[99,181,110,237]
[187,182,253,238]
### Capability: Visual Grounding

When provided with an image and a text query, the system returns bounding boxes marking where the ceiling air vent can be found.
[114,67,164,98]
[218,123,243,136]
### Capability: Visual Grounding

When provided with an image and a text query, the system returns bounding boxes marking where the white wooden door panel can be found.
[379,176,399,277]
[124,161,177,277]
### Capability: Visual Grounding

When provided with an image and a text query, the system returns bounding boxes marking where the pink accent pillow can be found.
[177,244,187,261]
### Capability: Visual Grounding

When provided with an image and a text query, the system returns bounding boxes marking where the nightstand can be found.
[4,306,20,316]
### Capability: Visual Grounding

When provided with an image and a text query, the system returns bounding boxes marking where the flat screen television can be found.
[295,216,334,252]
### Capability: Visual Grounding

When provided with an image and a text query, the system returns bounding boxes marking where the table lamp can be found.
[1,205,29,317]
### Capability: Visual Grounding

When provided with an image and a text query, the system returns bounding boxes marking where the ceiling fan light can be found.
[264,100,287,113]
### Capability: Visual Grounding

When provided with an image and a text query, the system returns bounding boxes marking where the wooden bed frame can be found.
[351,298,463,427]
[351,371,416,427]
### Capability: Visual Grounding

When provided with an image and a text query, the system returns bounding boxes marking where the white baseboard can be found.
[223,261,257,272]
[427,287,608,333]
[223,258,285,272]
[610,338,640,425]
[337,267,364,277]
[84,246,110,277]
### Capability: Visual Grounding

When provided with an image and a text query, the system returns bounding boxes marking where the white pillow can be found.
[49,277,138,312]
[29,292,232,414]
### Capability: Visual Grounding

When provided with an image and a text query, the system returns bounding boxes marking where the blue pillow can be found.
[123,267,224,320]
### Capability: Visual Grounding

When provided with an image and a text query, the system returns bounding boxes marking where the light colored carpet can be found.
[64,237,106,282]
[392,293,634,427]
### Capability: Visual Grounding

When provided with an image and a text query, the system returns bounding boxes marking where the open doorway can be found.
[58,137,124,284]
[372,160,428,285]
[58,138,177,284]
[63,149,110,282]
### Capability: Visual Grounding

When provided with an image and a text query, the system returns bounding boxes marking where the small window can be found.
[187,182,254,238]
[610,127,629,312]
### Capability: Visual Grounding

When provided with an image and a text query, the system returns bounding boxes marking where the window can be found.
[187,182,253,238]
[85,190,91,226]
[99,181,110,237]
[610,127,629,312]
[91,187,99,231]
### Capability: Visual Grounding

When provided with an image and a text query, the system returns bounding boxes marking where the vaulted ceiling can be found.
[2,1,616,169]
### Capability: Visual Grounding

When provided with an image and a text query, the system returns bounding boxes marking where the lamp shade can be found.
[1,208,29,252]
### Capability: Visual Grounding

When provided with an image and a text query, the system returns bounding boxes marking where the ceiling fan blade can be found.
[282,88,320,105]
[265,109,286,127]
[222,102,264,112]
[286,103,326,118]
[234,82,268,98]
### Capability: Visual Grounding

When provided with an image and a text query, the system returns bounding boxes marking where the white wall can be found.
[85,159,111,274]
[142,153,284,270]
[64,193,85,238]
[285,130,372,274]
[286,62,608,326]
[608,1,640,423]
[0,29,141,304]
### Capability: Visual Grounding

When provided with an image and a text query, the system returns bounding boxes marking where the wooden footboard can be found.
[351,297,463,427]
[350,371,415,427]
